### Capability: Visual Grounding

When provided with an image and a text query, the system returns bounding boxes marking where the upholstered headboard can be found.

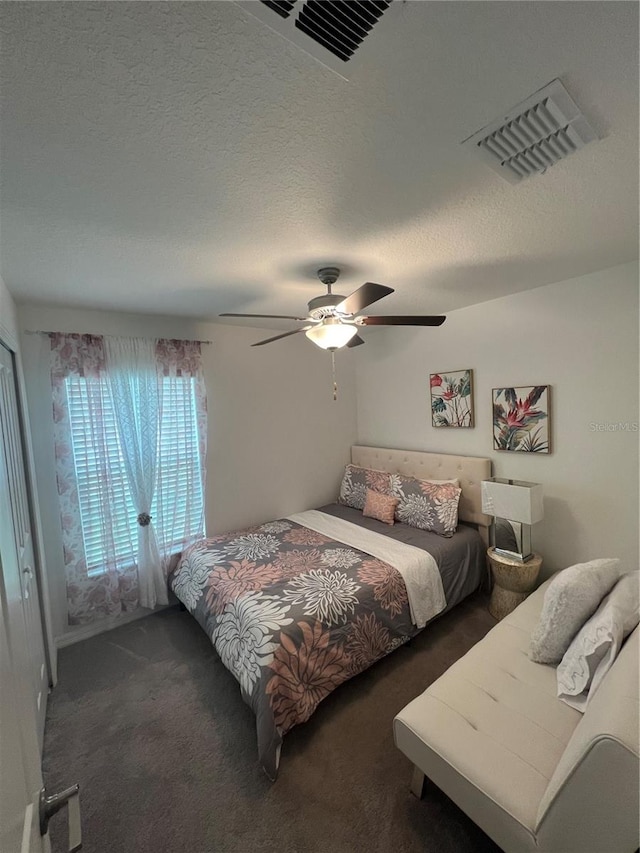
[351,445,492,544]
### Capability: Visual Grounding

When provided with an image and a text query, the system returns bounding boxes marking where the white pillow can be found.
[557,572,639,711]
[396,473,460,486]
[529,558,625,664]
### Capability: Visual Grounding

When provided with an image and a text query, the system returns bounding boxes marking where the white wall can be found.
[15,261,640,641]
[17,304,358,643]
[355,261,639,578]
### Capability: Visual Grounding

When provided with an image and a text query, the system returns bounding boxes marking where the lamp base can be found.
[492,519,533,562]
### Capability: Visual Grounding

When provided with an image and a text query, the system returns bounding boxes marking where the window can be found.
[67,375,204,576]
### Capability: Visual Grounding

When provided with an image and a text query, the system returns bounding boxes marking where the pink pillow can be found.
[363,489,399,525]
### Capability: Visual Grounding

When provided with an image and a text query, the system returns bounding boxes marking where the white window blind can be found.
[66,375,204,576]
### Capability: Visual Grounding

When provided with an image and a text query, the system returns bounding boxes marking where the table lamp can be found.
[481,477,543,562]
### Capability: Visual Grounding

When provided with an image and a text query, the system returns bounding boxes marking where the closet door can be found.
[0,341,48,745]
[0,562,48,853]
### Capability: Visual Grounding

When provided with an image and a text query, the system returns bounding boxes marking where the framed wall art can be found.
[492,385,551,453]
[430,369,474,428]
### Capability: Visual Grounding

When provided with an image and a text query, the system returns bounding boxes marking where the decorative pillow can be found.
[362,489,399,525]
[557,571,639,710]
[529,558,625,664]
[389,473,461,537]
[339,464,391,511]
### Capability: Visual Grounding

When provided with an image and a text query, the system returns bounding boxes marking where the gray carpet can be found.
[43,594,501,853]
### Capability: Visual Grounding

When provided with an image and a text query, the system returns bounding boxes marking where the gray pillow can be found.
[556,571,639,710]
[388,473,461,537]
[338,464,391,510]
[529,558,624,664]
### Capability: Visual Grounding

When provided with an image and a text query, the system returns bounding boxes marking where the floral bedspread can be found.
[170,516,420,779]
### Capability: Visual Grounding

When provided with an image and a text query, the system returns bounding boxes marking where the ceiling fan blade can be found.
[335,282,394,316]
[347,334,365,348]
[360,315,446,326]
[220,313,310,321]
[251,326,312,347]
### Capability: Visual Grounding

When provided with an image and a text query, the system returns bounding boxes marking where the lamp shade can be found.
[305,319,357,350]
[481,478,544,525]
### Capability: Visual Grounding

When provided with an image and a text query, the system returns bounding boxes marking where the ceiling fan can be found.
[220,267,446,350]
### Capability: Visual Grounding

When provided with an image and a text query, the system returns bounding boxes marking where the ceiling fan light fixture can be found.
[305,319,357,350]
[223,268,446,349]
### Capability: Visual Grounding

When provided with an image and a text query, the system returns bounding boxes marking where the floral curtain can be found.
[49,333,207,625]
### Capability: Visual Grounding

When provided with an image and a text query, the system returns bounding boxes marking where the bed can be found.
[170,445,492,778]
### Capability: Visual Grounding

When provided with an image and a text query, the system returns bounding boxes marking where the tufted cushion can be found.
[394,580,581,837]
[556,571,639,710]
[529,559,625,664]
[394,576,640,853]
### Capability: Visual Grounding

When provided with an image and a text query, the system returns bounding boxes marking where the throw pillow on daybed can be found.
[556,571,639,710]
[529,558,625,664]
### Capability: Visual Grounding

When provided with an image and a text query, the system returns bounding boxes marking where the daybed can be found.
[394,575,640,853]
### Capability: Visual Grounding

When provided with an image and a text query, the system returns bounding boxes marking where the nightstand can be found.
[487,547,542,620]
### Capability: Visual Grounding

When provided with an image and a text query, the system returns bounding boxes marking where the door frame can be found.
[0,320,57,686]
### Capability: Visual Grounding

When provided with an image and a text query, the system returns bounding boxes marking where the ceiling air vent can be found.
[295,1,392,62]
[237,0,399,79]
[461,79,599,184]
[260,1,296,19]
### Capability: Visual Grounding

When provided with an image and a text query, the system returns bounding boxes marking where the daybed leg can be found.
[410,765,426,799]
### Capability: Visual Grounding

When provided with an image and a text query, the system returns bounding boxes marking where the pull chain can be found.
[331,350,337,401]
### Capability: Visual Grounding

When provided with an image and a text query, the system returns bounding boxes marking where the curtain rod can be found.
[24,330,212,345]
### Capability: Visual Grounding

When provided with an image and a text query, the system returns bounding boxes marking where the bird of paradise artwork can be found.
[493,385,551,453]
[430,369,474,428]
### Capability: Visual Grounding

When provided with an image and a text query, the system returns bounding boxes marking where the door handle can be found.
[39,783,82,852]
[22,566,32,599]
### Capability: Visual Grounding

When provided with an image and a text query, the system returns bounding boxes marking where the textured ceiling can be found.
[0,1,638,325]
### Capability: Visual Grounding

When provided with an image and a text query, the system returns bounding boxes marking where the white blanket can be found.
[286,510,446,630]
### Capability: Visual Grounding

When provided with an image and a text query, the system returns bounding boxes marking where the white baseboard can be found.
[55,604,173,648]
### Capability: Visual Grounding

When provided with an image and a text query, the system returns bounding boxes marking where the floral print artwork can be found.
[170,516,417,779]
[430,369,474,428]
[493,385,550,453]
